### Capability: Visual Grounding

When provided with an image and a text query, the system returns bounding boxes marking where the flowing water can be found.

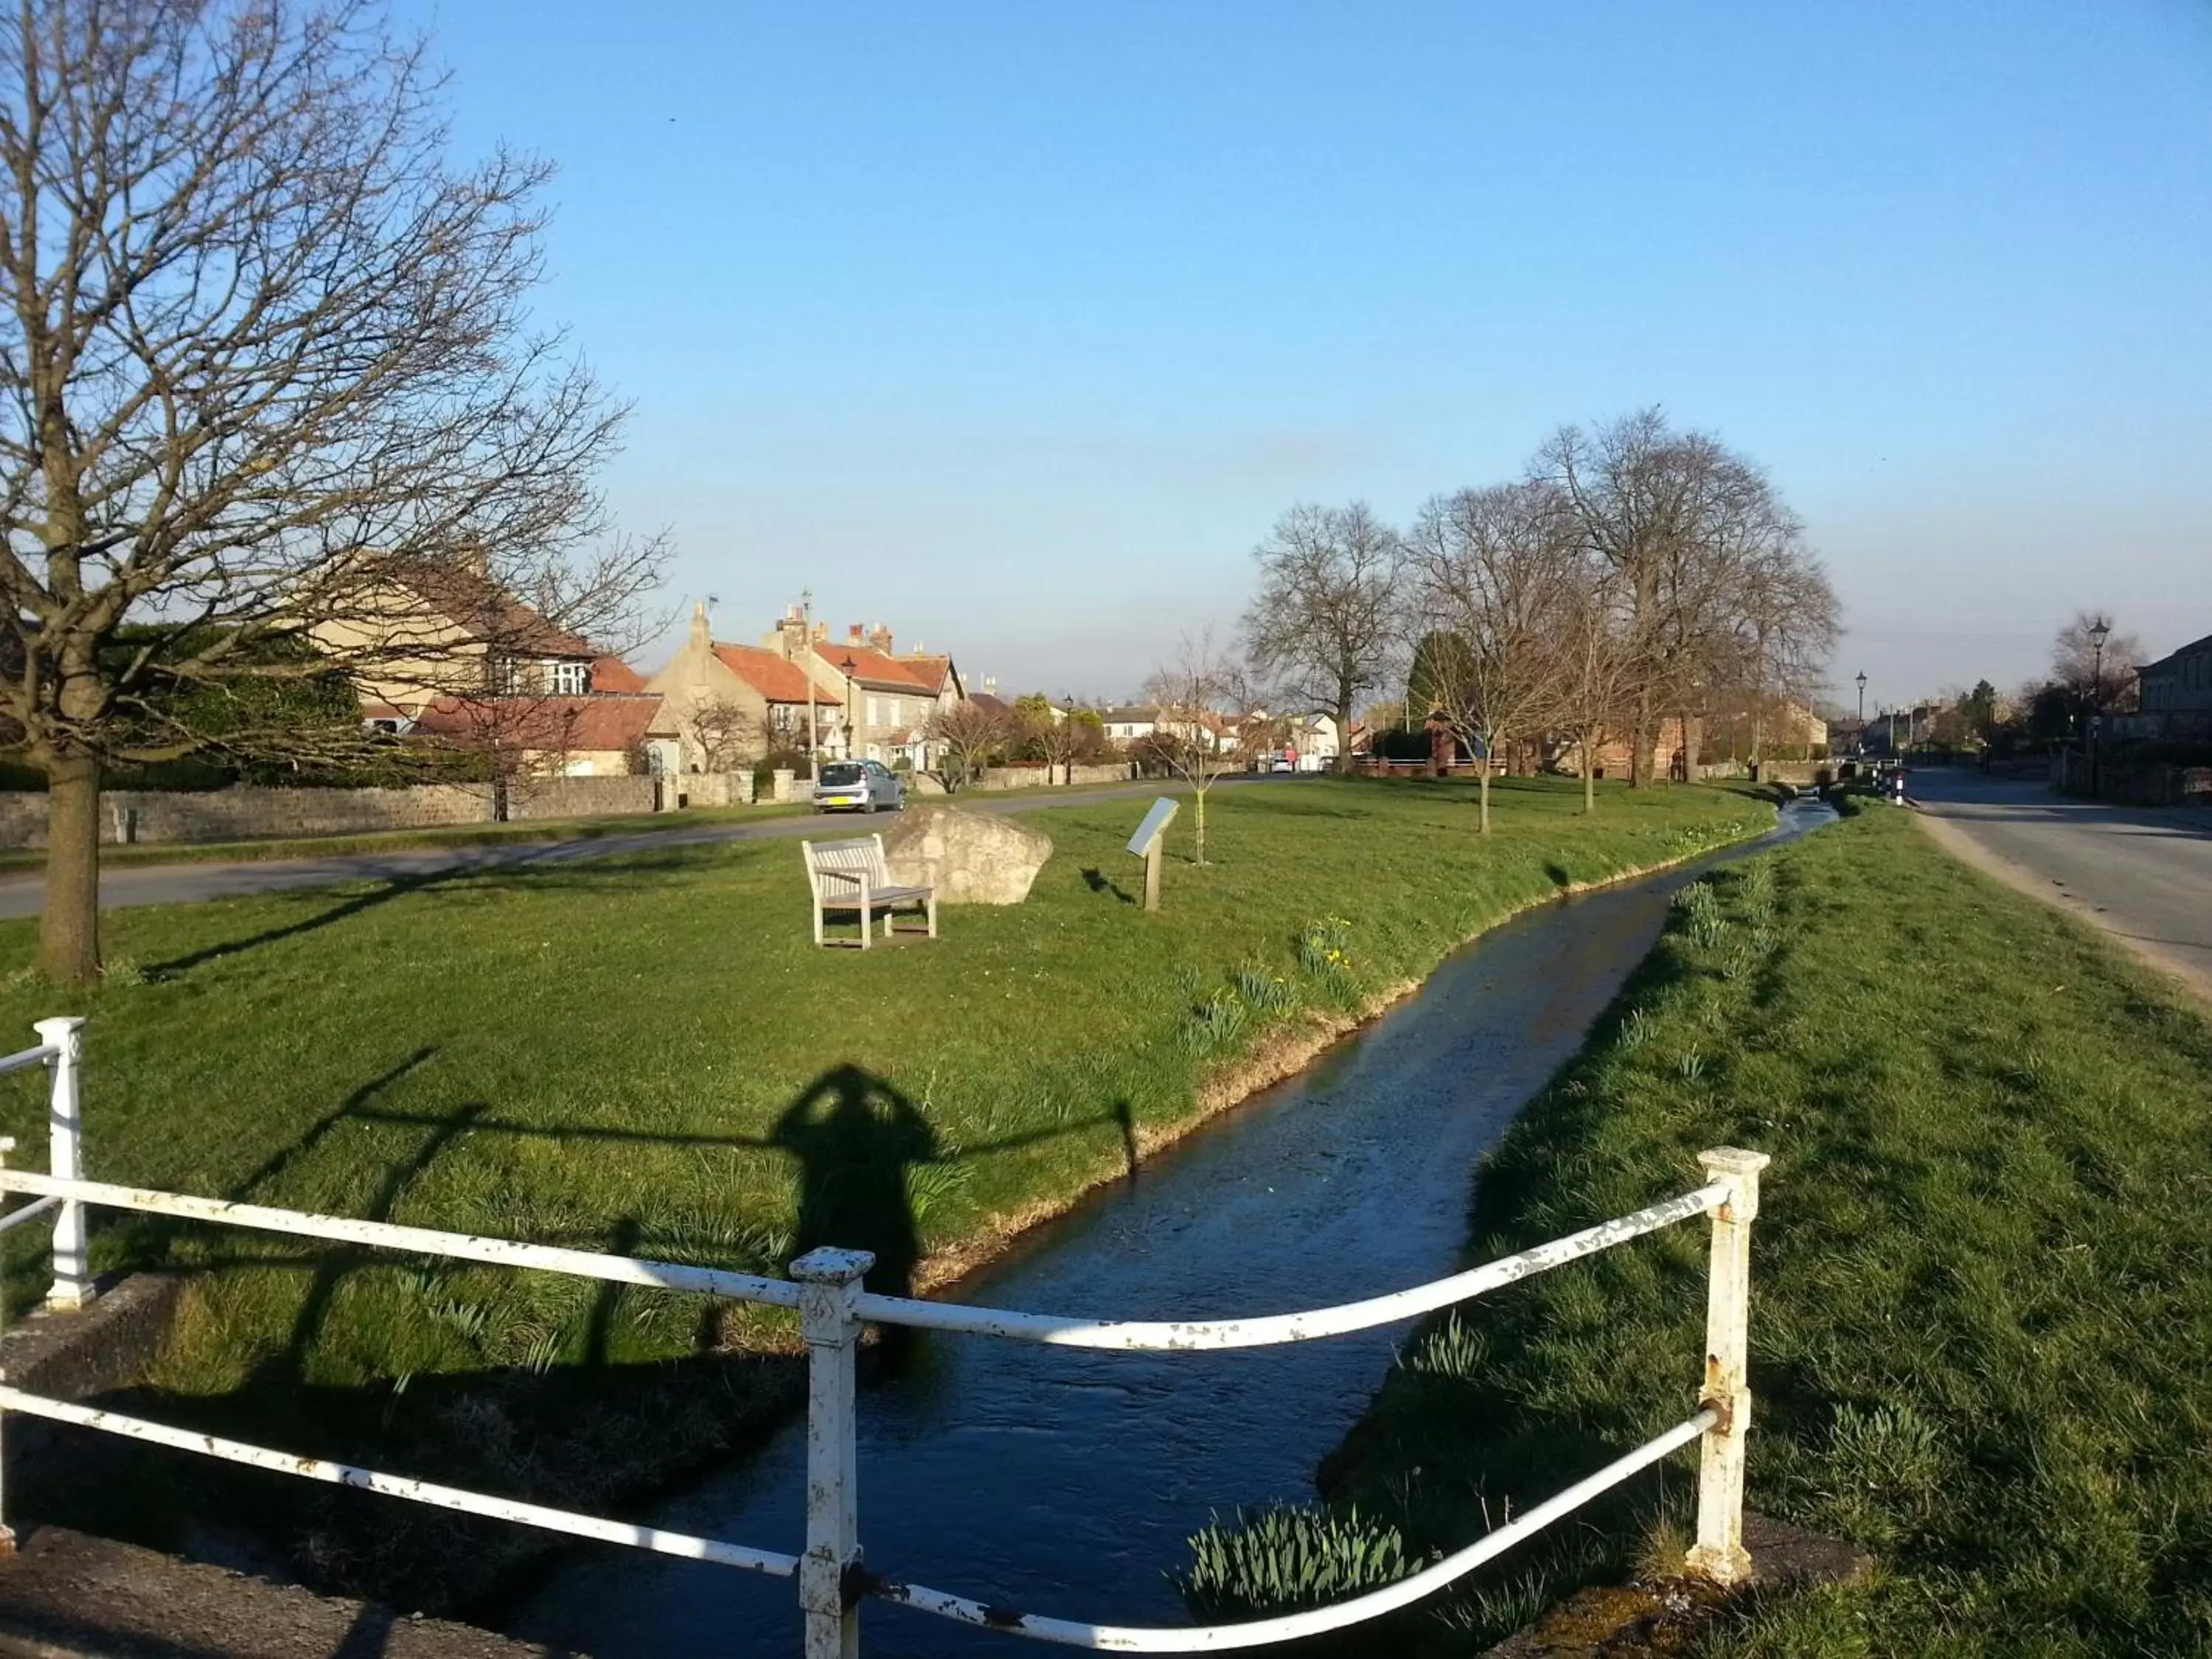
[510,799,1835,1656]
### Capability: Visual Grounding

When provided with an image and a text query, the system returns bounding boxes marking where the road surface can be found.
[1909,767,2212,1006]
[0,776,1260,919]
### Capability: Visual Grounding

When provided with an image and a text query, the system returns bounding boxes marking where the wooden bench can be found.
[802,834,938,948]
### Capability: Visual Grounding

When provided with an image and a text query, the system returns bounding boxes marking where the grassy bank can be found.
[0,775,1767,1608]
[1233,801,2212,1655]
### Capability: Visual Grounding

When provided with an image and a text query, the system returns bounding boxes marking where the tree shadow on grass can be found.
[140,844,740,980]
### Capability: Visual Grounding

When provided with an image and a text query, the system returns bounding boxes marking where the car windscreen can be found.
[818,763,864,786]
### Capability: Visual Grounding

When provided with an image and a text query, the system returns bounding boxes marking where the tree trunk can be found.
[1630,687,1656,789]
[1582,732,1597,813]
[1334,693,1354,775]
[40,753,102,986]
[1478,753,1492,834]
[1193,786,1208,865]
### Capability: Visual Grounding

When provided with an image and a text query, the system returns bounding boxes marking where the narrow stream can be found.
[511,799,1835,1656]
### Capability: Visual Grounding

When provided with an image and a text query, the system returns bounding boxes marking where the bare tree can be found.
[927,698,1006,791]
[1241,501,1402,776]
[678,698,755,774]
[1405,483,1576,832]
[1724,539,1838,767]
[1144,632,1238,865]
[0,1,663,981]
[1537,411,1806,788]
[2051,611,2143,716]
[1555,556,1637,813]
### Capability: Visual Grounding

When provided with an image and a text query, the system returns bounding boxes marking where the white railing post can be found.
[34,1018,88,1312]
[0,1133,14,1555]
[1686,1145,1770,1586]
[793,1245,874,1659]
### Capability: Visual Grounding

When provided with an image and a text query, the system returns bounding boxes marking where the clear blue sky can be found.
[400,0,2212,709]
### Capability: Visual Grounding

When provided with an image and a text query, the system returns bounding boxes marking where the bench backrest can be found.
[801,834,890,896]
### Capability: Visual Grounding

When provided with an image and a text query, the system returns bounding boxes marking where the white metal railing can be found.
[0,1017,1773,1654]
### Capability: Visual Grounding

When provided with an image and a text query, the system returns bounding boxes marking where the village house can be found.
[646,604,847,772]
[411,693,679,777]
[2121,631,2212,742]
[309,557,673,776]
[1099,705,1160,744]
[647,607,969,773]
[772,615,966,771]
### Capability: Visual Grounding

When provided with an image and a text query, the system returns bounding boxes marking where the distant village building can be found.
[310,558,672,776]
[2120,631,2212,742]
[647,606,967,772]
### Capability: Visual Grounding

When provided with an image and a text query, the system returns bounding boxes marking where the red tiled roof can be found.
[898,653,953,693]
[590,655,646,692]
[713,643,842,705]
[812,644,932,691]
[415,695,675,752]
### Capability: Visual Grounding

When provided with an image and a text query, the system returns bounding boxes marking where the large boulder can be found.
[880,805,1051,904]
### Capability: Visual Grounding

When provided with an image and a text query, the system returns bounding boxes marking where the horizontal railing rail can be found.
[0,1015,1774,1655]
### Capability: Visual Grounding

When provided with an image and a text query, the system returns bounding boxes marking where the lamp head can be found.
[2089,619,2111,648]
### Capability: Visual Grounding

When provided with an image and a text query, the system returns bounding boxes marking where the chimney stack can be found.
[868,623,894,655]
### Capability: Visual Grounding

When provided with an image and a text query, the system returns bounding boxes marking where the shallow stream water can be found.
[511,799,1835,1656]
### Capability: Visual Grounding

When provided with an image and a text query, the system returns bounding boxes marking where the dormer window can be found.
[549,659,588,696]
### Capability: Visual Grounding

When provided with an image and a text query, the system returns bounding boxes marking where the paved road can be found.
[0,776,1260,919]
[1910,767,2212,1004]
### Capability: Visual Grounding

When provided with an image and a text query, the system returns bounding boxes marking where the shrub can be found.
[1179,1503,1410,1620]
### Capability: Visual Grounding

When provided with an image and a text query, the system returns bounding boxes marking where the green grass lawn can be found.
[1242,801,2212,1656]
[0,774,1769,1607]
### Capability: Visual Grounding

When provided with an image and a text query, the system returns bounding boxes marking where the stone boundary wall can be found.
[0,775,659,849]
[2050,749,2212,807]
[974,762,1135,790]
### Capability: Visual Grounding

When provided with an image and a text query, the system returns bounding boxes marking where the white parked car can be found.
[813,759,905,814]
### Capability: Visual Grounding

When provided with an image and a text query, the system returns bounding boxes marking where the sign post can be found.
[1125,798,1180,913]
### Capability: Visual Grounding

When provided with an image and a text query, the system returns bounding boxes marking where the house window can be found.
[548,660,588,696]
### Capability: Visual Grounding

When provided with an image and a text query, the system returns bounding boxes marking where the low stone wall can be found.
[974,762,1135,790]
[663,771,754,810]
[508,776,657,821]
[0,775,661,849]
[2049,750,2212,807]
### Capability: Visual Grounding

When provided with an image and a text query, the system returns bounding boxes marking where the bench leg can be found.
[927,894,938,939]
[860,895,872,949]
[813,901,824,948]
[883,908,894,942]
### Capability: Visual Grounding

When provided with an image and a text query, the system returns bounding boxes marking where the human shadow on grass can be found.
[232,1057,1130,1313]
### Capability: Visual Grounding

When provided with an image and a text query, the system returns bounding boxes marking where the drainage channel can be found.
[509,798,1837,1655]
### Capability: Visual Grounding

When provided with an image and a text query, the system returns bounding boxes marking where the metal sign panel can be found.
[1125,797,1179,858]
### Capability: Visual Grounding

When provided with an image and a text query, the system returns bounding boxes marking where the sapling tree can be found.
[1144,633,1238,865]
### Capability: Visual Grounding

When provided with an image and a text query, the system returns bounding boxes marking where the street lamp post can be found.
[841,655,860,762]
[2088,617,2111,795]
[1855,671,1866,728]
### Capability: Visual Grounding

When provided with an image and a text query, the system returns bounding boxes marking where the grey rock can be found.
[880,806,1051,904]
